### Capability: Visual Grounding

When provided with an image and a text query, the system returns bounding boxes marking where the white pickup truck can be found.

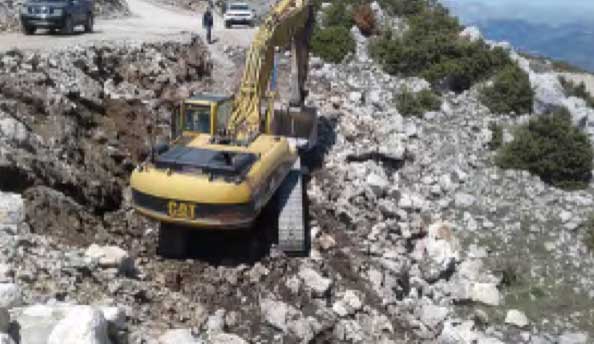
[223,2,255,28]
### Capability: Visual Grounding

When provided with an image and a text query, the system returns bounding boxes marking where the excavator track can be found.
[277,157,307,254]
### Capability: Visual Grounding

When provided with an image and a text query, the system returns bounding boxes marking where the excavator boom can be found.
[227,0,313,141]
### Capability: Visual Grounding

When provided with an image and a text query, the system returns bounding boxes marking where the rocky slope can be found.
[1,2,594,344]
[0,0,130,32]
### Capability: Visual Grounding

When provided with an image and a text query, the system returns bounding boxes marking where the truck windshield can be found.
[229,4,249,11]
[184,105,211,134]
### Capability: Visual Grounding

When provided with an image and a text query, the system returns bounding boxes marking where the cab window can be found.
[184,105,211,134]
[216,100,233,131]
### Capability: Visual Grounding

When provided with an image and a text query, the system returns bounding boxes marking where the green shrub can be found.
[480,64,534,115]
[378,0,428,17]
[322,2,353,29]
[311,26,356,63]
[496,108,593,189]
[488,122,503,150]
[369,2,512,93]
[559,76,594,108]
[396,88,441,117]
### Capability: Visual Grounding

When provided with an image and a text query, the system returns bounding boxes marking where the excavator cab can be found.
[171,95,234,140]
[172,94,318,151]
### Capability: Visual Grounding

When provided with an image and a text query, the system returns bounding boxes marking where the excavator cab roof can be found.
[186,94,232,105]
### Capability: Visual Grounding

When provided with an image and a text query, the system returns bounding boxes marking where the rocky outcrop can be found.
[0,36,210,245]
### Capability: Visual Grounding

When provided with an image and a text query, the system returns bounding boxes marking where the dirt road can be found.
[0,0,255,52]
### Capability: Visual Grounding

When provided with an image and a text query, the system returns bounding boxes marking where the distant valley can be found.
[472,19,594,72]
[442,0,594,73]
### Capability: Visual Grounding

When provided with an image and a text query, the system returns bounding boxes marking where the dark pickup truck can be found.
[20,0,94,35]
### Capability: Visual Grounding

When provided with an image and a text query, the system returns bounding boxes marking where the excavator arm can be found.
[226,0,314,142]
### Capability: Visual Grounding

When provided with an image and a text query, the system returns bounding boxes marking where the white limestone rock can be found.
[159,329,201,344]
[0,334,15,344]
[504,309,529,328]
[47,306,110,344]
[259,298,289,332]
[298,266,332,297]
[558,332,589,344]
[0,283,22,309]
[424,222,460,274]
[0,192,24,232]
[459,26,483,42]
[210,333,247,344]
[470,283,500,306]
[85,244,133,273]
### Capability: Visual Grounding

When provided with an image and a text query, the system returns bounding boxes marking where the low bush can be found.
[378,0,427,17]
[496,108,593,189]
[559,76,594,108]
[353,3,376,36]
[395,88,441,117]
[480,64,534,115]
[370,2,512,93]
[311,26,356,63]
[322,1,353,29]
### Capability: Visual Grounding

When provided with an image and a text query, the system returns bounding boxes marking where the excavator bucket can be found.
[270,105,318,151]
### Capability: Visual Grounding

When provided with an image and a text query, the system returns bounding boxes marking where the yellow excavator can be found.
[129,0,317,257]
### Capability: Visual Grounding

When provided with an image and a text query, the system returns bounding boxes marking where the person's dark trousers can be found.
[207,26,212,44]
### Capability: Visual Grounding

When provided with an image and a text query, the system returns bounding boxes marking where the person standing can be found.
[203,7,214,44]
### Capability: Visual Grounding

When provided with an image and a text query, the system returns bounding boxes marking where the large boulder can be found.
[438,319,504,344]
[259,297,317,342]
[14,304,69,344]
[85,244,133,274]
[419,304,450,329]
[298,266,332,297]
[469,283,500,306]
[0,192,24,232]
[504,309,529,328]
[0,113,30,147]
[158,329,201,344]
[210,333,247,344]
[0,284,22,309]
[259,298,290,332]
[47,306,110,344]
[530,72,566,114]
[15,304,125,344]
[558,332,589,344]
[0,334,15,344]
[332,290,363,317]
[417,222,460,281]
[459,26,483,43]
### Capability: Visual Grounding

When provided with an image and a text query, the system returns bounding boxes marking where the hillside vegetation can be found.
[312,0,534,116]
[496,108,593,189]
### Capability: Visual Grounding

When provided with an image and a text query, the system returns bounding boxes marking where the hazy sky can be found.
[443,0,594,25]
